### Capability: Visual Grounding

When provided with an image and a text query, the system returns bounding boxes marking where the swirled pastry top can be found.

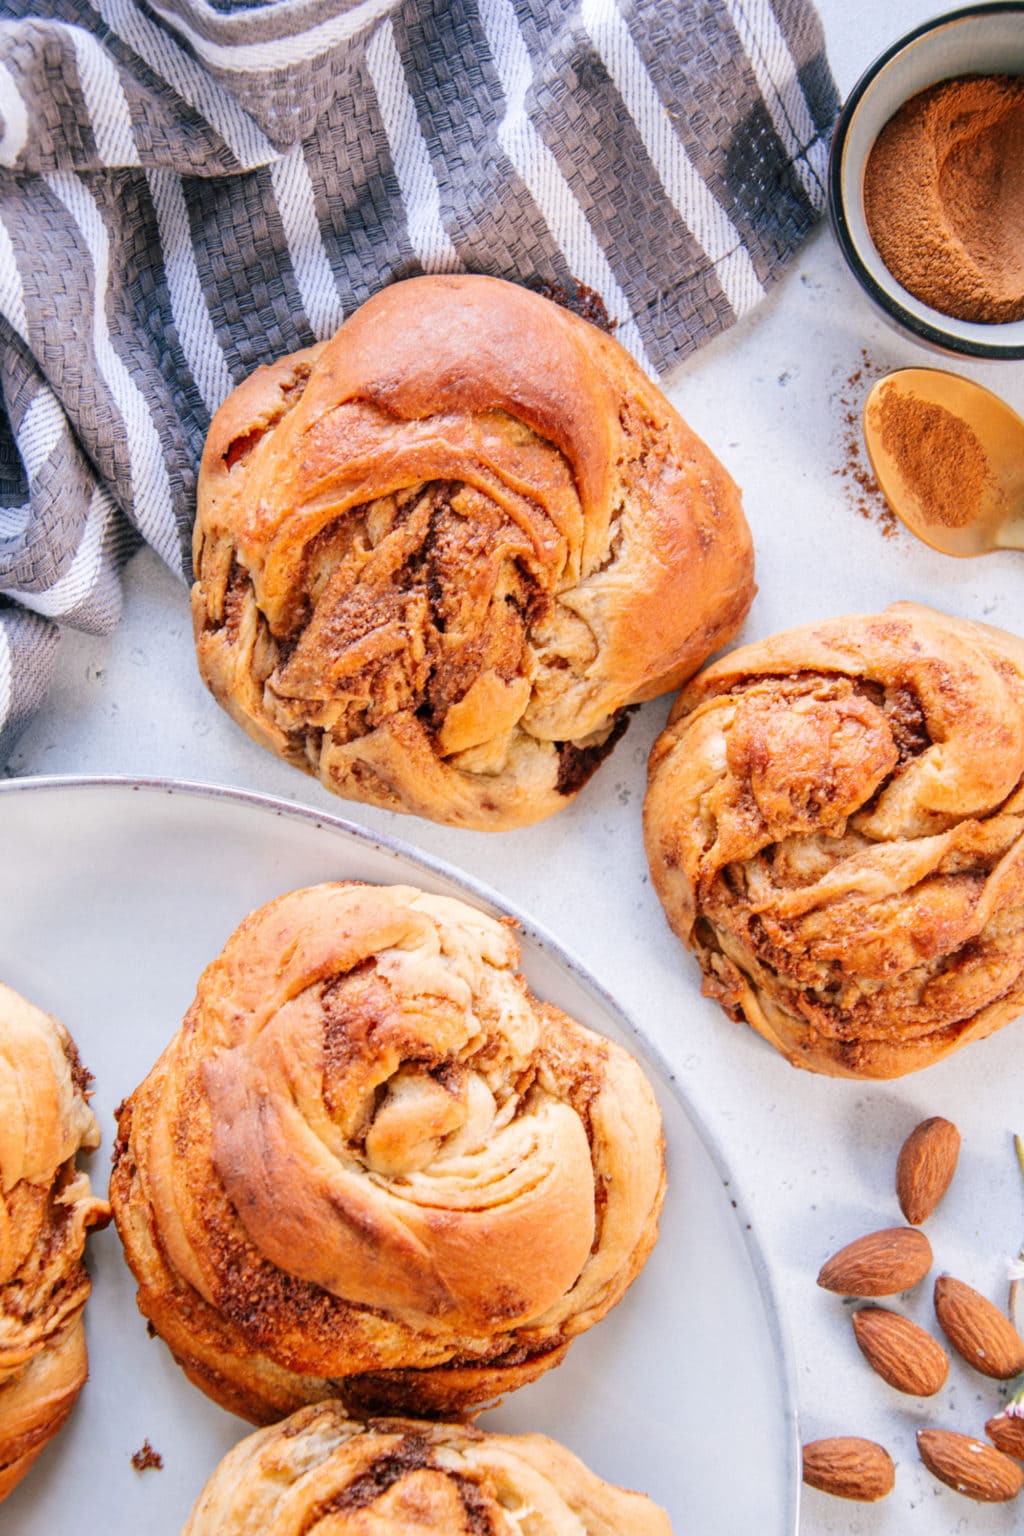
[110,882,665,1422]
[192,275,754,829]
[644,604,1024,1079]
[182,1403,672,1535]
[0,982,109,1501]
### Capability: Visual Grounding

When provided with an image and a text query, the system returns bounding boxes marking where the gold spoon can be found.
[862,367,1024,556]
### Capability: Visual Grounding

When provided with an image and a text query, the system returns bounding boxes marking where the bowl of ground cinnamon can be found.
[829,5,1024,360]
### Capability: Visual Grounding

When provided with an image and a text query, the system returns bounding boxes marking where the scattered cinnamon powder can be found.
[832,351,899,538]
[865,75,1024,324]
[131,1439,163,1471]
[870,384,990,528]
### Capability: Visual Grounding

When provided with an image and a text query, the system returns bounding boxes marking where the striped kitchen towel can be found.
[0,0,838,761]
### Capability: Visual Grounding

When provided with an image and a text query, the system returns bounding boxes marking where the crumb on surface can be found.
[131,1439,163,1472]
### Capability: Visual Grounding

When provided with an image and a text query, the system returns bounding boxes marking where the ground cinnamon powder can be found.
[833,351,899,538]
[864,75,1024,324]
[871,383,989,528]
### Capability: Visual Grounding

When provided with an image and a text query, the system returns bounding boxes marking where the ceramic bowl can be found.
[828,4,1024,360]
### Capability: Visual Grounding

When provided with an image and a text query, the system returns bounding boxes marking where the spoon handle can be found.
[992,513,1024,551]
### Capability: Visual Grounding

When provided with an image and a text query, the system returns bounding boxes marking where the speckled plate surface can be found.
[0,777,799,1535]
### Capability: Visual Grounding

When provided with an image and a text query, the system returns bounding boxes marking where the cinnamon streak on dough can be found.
[109,883,665,1422]
[644,604,1024,1079]
[192,274,754,830]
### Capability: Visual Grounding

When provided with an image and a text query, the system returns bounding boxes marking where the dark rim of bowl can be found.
[827,1,1024,360]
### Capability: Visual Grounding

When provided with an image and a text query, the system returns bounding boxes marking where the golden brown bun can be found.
[192,274,754,830]
[643,604,1024,1079]
[110,883,665,1422]
[0,983,109,1500]
[182,1403,672,1535]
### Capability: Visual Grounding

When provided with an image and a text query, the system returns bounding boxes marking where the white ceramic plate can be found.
[0,777,799,1534]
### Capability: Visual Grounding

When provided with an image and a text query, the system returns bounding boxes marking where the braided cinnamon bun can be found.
[644,604,1024,1079]
[191,274,754,829]
[182,1403,671,1535]
[110,882,665,1422]
[0,983,109,1500]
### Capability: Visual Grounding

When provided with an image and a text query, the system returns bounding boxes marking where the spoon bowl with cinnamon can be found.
[863,368,1024,556]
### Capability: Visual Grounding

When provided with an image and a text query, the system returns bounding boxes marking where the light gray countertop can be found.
[8,3,1024,1531]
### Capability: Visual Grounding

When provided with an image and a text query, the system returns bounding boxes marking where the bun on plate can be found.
[110,882,665,1420]
[181,1403,672,1535]
[0,983,108,1500]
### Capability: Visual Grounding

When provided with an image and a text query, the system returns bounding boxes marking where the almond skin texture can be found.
[802,1437,895,1502]
[934,1276,1024,1379]
[918,1428,1024,1502]
[896,1116,961,1225]
[986,1412,1024,1462]
[852,1307,949,1396]
[817,1227,933,1297]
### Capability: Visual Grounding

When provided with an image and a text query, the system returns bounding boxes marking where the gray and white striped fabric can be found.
[0,0,837,760]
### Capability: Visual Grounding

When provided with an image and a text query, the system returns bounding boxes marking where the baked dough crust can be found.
[192,274,754,829]
[181,1403,672,1535]
[0,983,109,1500]
[110,882,665,1421]
[644,603,1024,1079]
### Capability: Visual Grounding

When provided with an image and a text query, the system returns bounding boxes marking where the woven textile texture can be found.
[0,0,838,759]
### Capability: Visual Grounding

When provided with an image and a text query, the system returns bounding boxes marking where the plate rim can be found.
[0,771,801,1533]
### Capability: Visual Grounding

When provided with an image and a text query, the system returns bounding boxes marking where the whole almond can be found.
[986,1411,1024,1462]
[817,1227,932,1297]
[917,1428,1023,1502]
[896,1116,960,1225]
[852,1307,949,1395]
[802,1437,895,1501]
[934,1275,1024,1379]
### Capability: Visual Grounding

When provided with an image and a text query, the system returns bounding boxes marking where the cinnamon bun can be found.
[644,604,1024,1078]
[0,983,108,1499]
[192,274,754,829]
[182,1403,672,1535]
[110,882,665,1420]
